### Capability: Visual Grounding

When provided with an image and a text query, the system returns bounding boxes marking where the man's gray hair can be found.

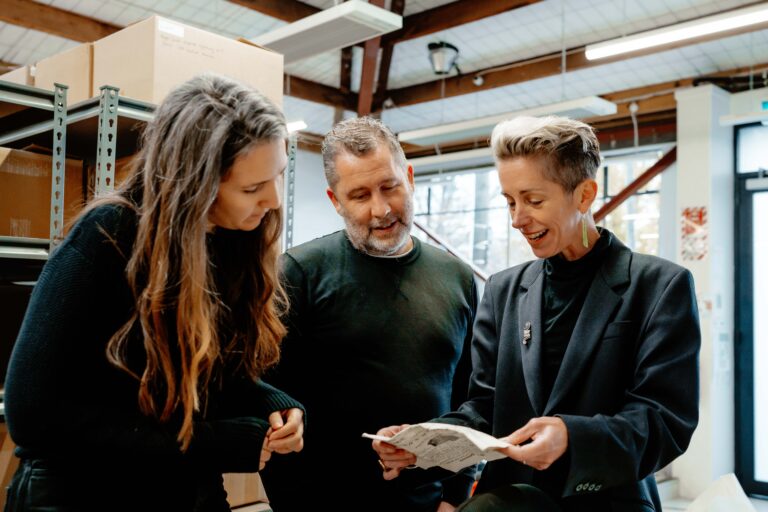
[321,116,408,190]
[491,115,601,193]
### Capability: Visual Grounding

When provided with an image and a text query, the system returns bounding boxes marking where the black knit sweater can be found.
[4,204,303,511]
[261,230,477,511]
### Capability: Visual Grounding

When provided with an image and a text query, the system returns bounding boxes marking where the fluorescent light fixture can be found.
[251,0,402,63]
[398,96,617,147]
[585,3,768,60]
[287,120,307,133]
[410,147,493,175]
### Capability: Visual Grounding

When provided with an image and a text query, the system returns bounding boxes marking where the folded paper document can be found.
[363,422,510,472]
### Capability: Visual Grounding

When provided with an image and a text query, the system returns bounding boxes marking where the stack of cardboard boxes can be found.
[0,15,282,508]
[0,15,282,236]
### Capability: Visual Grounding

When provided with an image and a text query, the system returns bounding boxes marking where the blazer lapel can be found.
[518,261,546,416]
[543,237,632,415]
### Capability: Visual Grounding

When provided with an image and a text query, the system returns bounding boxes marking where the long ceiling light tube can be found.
[585,3,768,60]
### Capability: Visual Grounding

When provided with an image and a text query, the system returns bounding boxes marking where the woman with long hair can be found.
[4,73,304,511]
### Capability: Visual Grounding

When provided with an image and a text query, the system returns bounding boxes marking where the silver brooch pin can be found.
[523,321,531,345]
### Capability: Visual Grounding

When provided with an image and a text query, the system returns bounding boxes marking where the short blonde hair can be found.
[491,115,600,192]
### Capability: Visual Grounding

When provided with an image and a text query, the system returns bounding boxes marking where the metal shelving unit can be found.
[0,80,68,254]
[0,83,156,258]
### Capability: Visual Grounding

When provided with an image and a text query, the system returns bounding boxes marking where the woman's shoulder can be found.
[485,259,542,295]
[629,251,690,280]
[64,201,137,261]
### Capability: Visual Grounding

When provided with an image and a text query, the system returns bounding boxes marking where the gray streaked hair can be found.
[491,115,601,192]
[92,72,289,452]
[321,116,408,190]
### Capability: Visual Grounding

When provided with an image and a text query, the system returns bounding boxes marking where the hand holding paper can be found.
[366,422,511,473]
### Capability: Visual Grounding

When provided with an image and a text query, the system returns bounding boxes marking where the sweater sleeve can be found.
[3,207,285,474]
[219,375,306,425]
[440,273,499,432]
[440,274,480,505]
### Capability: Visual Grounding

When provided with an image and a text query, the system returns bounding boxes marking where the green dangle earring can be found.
[582,214,589,248]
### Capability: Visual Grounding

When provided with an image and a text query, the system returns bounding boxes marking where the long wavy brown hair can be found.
[88,73,288,450]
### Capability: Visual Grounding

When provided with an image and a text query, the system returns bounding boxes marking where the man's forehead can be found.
[335,150,406,189]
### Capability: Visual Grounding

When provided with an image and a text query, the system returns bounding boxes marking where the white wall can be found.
[288,149,344,248]
[672,84,735,498]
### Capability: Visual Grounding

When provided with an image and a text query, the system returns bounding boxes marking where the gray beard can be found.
[341,199,414,257]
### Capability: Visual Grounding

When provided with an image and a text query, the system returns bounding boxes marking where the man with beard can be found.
[261,117,477,511]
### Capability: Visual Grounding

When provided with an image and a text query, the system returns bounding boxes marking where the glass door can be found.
[735,123,768,497]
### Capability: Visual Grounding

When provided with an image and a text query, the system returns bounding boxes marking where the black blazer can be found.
[444,234,700,511]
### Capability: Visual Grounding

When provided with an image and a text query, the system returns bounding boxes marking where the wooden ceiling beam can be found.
[381,9,768,110]
[334,46,354,124]
[0,60,19,74]
[226,0,319,22]
[373,0,406,111]
[0,0,119,42]
[285,74,357,111]
[356,0,387,116]
[403,113,678,159]
[0,1,344,109]
[383,47,613,109]
[384,0,541,44]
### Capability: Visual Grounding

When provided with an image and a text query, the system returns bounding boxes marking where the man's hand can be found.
[436,501,456,512]
[371,424,417,481]
[497,416,568,471]
[267,408,305,454]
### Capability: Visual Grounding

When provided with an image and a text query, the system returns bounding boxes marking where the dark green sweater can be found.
[4,204,303,511]
[262,230,477,511]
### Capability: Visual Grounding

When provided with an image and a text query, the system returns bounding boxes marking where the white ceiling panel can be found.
[382,24,768,138]
[393,0,759,89]
[1,0,766,142]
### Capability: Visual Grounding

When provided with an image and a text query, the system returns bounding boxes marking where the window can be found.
[413,149,665,275]
[413,169,532,276]
[735,123,768,497]
[595,150,665,256]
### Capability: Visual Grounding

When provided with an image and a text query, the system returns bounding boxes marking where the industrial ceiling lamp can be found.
[428,42,460,75]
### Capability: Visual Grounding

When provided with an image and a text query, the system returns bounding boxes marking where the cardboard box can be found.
[0,65,33,86]
[0,66,34,118]
[0,148,84,239]
[223,472,268,508]
[34,43,93,105]
[93,16,283,107]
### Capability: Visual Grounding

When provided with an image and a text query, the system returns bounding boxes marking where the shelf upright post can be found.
[49,83,68,252]
[283,133,298,250]
[95,85,120,197]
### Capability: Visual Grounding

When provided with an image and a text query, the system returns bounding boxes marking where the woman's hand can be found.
[267,408,305,454]
[371,424,417,481]
[259,434,272,470]
[497,416,568,471]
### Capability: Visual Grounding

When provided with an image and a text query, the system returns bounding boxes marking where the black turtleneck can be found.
[541,229,611,402]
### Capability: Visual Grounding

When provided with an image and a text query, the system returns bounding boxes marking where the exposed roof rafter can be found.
[384,0,541,44]
[0,0,120,42]
[226,0,319,23]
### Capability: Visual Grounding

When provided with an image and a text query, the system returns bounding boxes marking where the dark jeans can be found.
[5,459,75,512]
[456,484,562,512]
